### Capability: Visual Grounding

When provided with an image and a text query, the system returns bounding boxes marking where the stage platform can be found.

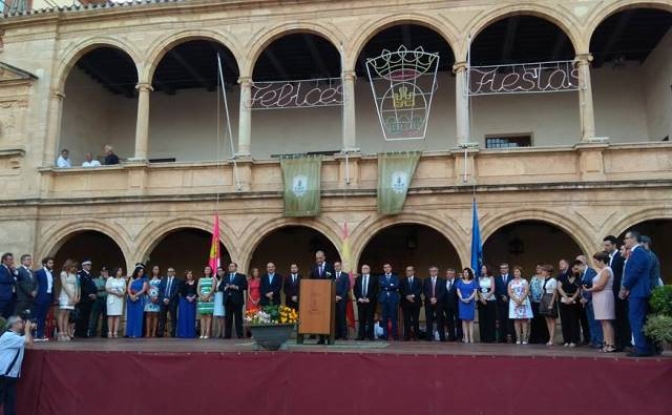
[18,339,672,415]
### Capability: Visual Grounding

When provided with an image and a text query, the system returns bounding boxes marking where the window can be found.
[485,135,532,149]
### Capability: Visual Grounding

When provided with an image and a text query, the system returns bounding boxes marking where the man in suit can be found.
[74,260,97,338]
[309,250,335,280]
[354,264,377,340]
[260,262,283,306]
[284,263,301,311]
[15,254,37,319]
[576,256,602,348]
[34,257,55,340]
[621,230,653,357]
[399,265,422,340]
[603,235,630,351]
[334,261,350,340]
[443,268,462,341]
[221,262,247,339]
[423,266,446,341]
[378,263,400,340]
[0,253,17,319]
[641,236,662,288]
[158,266,181,337]
[495,263,513,343]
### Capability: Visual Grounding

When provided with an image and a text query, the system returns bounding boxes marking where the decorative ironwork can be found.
[248,78,343,110]
[468,60,579,96]
[366,46,440,141]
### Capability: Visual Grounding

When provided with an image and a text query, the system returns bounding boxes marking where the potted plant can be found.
[245,305,298,351]
[644,286,672,349]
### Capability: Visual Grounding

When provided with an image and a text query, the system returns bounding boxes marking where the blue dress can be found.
[177,281,197,338]
[125,277,147,338]
[457,279,478,321]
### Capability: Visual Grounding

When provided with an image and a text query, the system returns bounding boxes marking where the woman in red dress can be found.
[247,267,261,312]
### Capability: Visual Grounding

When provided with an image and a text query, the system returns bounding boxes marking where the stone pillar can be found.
[453,61,470,146]
[133,83,153,161]
[342,70,357,151]
[575,54,603,142]
[237,77,252,157]
[44,89,65,166]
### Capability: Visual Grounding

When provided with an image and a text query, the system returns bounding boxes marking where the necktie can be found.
[230,273,234,284]
[293,274,296,284]
[166,278,172,296]
[432,278,436,297]
[362,276,368,297]
[319,265,323,276]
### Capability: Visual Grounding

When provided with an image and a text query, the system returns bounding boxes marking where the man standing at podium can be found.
[378,263,400,341]
[310,251,335,344]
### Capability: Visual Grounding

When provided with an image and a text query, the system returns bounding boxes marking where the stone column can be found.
[575,54,600,142]
[237,77,252,157]
[133,83,153,161]
[342,70,357,151]
[44,89,65,166]
[453,61,470,146]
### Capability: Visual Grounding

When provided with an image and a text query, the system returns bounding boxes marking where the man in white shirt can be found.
[81,152,101,168]
[56,149,71,168]
[0,316,34,415]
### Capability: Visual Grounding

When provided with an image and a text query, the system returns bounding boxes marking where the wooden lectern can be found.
[297,279,335,345]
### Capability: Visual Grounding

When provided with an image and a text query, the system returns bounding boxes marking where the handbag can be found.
[538,279,558,318]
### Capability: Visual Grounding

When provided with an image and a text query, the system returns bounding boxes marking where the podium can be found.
[297,279,335,345]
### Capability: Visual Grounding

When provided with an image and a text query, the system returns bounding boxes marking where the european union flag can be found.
[470,198,483,275]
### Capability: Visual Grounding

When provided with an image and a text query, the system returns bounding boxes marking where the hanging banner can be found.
[280,155,322,217]
[377,152,421,215]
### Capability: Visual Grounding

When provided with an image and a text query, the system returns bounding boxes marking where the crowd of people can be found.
[55,144,120,168]
[0,231,663,357]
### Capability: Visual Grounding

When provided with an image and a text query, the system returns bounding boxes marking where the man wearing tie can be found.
[158,267,181,338]
[443,268,462,342]
[423,266,446,341]
[16,254,37,319]
[378,263,400,340]
[603,235,629,351]
[260,262,283,306]
[309,250,335,280]
[495,263,513,343]
[334,261,350,340]
[621,230,653,357]
[75,260,97,338]
[284,264,301,311]
[0,253,17,319]
[221,262,247,339]
[354,264,377,341]
[35,257,55,340]
[399,266,422,340]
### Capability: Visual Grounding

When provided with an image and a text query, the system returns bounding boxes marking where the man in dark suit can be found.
[221,262,247,339]
[0,253,16,319]
[74,260,97,338]
[309,251,335,344]
[158,266,181,337]
[15,254,37,319]
[284,263,301,311]
[378,263,400,340]
[495,263,513,343]
[423,266,446,341]
[621,230,653,357]
[334,261,350,340]
[603,235,629,351]
[399,265,422,340]
[354,264,378,340]
[35,257,55,340]
[443,268,462,341]
[577,256,602,348]
[260,262,283,306]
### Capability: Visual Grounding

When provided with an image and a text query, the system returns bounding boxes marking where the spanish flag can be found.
[209,214,221,272]
[342,222,356,329]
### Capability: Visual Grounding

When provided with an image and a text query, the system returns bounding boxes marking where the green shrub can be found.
[649,285,672,316]
[644,314,672,346]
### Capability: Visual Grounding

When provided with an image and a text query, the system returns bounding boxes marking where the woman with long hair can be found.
[144,265,162,337]
[557,262,582,347]
[197,265,215,339]
[540,264,558,346]
[126,264,148,338]
[477,265,497,343]
[105,267,126,338]
[177,270,198,338]
[528,264,549,344]
[58,259,80,341]
[456,267,478,343]
[213,266,226,338]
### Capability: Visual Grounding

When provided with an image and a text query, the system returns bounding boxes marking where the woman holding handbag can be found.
[539,264,558,346]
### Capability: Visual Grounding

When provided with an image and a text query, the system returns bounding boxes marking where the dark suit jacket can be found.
[581,267,598,300]
[334,271,350,298]
[494,273,511,302]
[220,273,247,306]
[609,250,625,294]
[423,276,447,305]
[400,276,422,308]
[77,270,97,303]
[354,275,378,303]
[0,265,15,302]
[260,273,283,306]
[310,263,335,280]
[35,268,55,303]
[284,274,301,299]
[444,278,459,309]
[378,274,400,304]
[623,246,652,298]
[16,266,37,307]
[159,276,182,303]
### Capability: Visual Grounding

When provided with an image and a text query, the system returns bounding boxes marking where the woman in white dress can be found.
[58,259,80,341]
[508,266,533,345]
[106,267,127,338]
[213,266,226,338]
[584,251,616,353]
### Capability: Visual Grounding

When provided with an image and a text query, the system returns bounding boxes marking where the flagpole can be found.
[217,53,242,191]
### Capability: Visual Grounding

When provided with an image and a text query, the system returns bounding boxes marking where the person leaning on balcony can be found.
[56,149,71,168]
[103,144,120,165]
[81,152,101,168]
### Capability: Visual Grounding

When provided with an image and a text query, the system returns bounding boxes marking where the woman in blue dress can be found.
[457,267,478,343]
[125,265,148,338]
[177,270,198,338]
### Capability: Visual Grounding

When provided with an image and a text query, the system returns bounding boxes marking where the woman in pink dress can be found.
[585,251,616,353]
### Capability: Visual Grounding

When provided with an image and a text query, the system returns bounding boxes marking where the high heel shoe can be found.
[107,332,112,338]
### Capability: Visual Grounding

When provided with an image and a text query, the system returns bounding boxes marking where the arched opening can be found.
[60,47,138,166]
[250,33,342,158]
[145,228,231,275]
[470,16,578,147]
[618,219,671,283]
[52,230,127,273]
[355,23,456,152]
[483,220,583,274]
[358,224,460,276]
[149,39,240,162]
[590,8,672,142]
[248,225,340,277]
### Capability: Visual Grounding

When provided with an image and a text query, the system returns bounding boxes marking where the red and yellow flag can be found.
[209,214,221,272]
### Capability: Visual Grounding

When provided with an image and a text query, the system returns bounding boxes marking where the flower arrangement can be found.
[245,305,298,326]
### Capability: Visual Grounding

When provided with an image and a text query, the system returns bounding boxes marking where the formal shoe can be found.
[317,339,325,345]
[355,336,364,341]
[627,351,653,358]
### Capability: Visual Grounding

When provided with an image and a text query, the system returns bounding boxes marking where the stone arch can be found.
[243,21,346,78]
[142,29,244,83]
[460,4,582,58]
[350,213,469,269]
[54,37,142,92]
[608,207,672,236]
[346,13,460,70]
